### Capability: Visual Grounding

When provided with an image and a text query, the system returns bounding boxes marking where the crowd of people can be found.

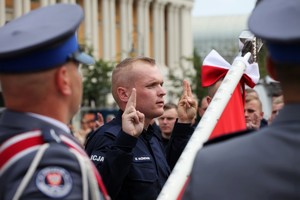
[0,0,297,199]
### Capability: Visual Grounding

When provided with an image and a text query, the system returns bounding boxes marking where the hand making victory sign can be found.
[177,80,197,124]
[122,88,145,137]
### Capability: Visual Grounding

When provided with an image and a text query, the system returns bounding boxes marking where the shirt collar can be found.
[27,112,71,134]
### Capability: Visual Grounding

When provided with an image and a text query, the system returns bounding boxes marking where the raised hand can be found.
[246,112,260,130]
[94,112,104,130]
[177,80,197,124]
[122,88,145,137]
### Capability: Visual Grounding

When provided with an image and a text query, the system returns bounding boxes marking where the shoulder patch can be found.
[36,166,72,198]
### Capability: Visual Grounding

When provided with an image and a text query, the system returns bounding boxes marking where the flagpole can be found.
[157,53,251,200]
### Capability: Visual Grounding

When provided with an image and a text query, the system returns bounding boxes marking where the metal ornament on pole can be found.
[157,31,262,200]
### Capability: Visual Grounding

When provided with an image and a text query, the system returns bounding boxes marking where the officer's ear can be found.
[117,87,129,102]
[266,56,279,81]
[206,96,212,105]
[55,65,71,96]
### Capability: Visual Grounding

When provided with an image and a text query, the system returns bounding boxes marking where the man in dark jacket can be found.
[85,57,196,199]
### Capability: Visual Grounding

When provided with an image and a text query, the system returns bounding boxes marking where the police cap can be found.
[0,3,94,73]
[248,0,300,63]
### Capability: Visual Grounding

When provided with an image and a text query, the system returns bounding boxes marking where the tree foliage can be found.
[192,49,206,101]
[82,59,115,108]
[256,45,268,78]
[167,49,205,102]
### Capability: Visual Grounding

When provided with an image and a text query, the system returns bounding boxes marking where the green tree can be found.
[256,45,268,78]
[82,59,115,108]
[167,48,205,102]
[192,48,206,101]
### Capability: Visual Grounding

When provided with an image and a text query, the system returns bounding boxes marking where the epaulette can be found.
[203,128,255,146]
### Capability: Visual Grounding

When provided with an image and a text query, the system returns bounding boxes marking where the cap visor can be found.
[72,51,95,65]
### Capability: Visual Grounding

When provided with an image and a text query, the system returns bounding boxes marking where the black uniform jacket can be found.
[86,110,193,200]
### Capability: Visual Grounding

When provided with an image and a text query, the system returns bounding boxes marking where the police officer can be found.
[0,4,109,200]
[85,57,197,200]
[183,0,300,199]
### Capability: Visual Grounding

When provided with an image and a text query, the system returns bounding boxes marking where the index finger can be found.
[182,80,188,97]
[97,112,104,123]
[185,80,192,97]
[183,80,192,97]
[126,88,137,109]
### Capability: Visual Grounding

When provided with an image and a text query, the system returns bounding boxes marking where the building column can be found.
[152,1,166,65]
[61,0,76,3]
[13,0,31,18]
[13,0,22,17]
[84,0,92,48]
[23,0,31,14]
[173,5,180,68]
[120,0,128,59]
[40,0,56,7]
[102,0,110,60]
[143,0,151,56]
[187,6,193,60]
[180,5,193,69]
[137,0,145,56]
[159,2,166,66]
[167,4,175,68]
[91,0,99,59]
[0,0,5,26]
[127,0,134,55]
[109,0,116,60]
[152,1,160,62]
[13,0,31,17]
[40,0,48,6]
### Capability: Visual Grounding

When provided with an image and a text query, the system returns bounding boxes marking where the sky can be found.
[192,0,257,16]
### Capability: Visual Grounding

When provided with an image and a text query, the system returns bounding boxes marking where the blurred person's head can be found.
[244,95,264,128]
[269,95,284,124]
[82,112,97,130]
[158,103,178,139]
[198,96,209,117]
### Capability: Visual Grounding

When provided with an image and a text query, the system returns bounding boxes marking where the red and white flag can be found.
[201,49,259,140]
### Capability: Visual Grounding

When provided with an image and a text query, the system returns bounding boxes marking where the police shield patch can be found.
[36,166,72,198]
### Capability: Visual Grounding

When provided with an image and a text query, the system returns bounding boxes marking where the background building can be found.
[1,0,194,67]
[192,14,249,62]
[1,0,195,105]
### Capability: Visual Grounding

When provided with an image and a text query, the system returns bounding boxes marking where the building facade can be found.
[1,0,194,70]
[1,0,195,106]
[192,15,249,62]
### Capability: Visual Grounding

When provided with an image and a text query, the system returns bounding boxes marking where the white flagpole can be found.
[157,53,251,200]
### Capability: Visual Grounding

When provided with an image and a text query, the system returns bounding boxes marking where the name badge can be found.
[134,156,151,162]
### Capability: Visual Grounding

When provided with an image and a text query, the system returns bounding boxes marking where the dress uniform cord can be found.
[85,157,103,200]
[69,148,101,200]
[69,148,88,200]
[13,143,50,200]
